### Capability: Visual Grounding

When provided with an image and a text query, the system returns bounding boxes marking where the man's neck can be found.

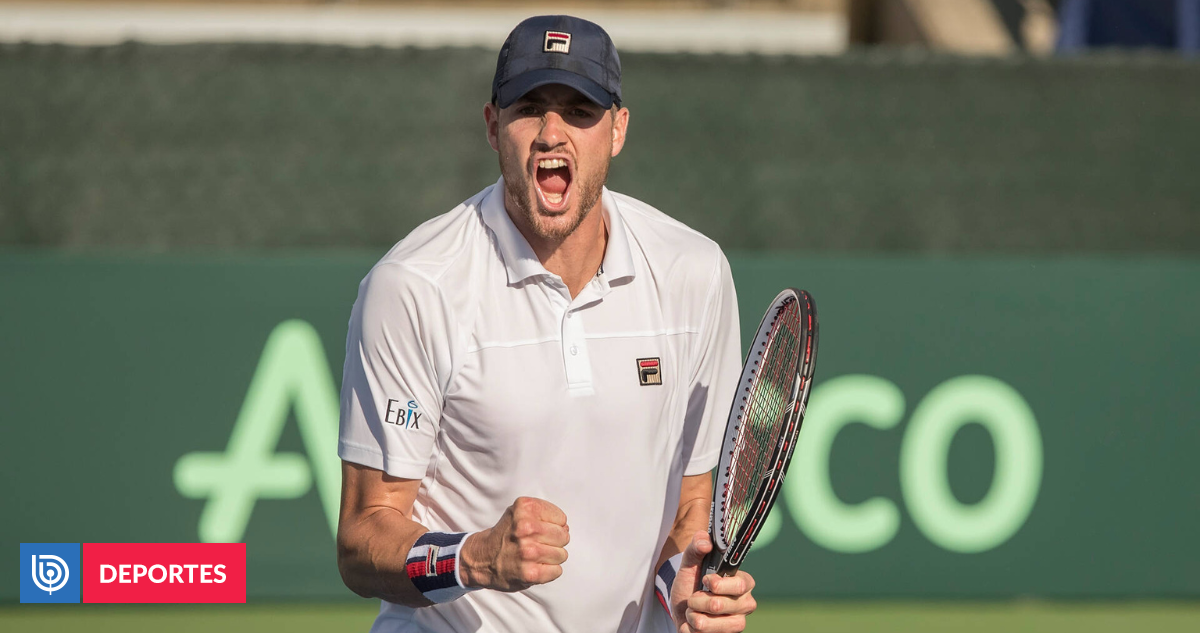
[507,202,607,299]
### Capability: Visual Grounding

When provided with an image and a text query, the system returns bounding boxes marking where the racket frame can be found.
[702,288,818,578]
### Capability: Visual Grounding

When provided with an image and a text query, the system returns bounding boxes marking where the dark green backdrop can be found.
[2,44,1199,252]
[2,253,1197,601]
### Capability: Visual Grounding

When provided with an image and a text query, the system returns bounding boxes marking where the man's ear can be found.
[484,102,501,152]
[610,106,630,158]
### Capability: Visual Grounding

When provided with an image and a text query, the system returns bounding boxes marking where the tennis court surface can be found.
[5,602,1199,632]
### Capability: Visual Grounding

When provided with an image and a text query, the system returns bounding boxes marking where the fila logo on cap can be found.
[544,31,571,53]
[637,358,662,386]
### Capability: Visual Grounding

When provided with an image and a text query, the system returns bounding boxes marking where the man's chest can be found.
[438,280,701,465]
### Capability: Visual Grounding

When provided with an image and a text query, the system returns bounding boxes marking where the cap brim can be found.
[496,69,615,109]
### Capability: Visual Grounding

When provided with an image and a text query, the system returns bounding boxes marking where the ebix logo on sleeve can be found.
[21,543,81,603]
[385,399,423,430]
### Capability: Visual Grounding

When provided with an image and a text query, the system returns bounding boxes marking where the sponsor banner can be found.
[82,543,246,603]
[2,254,1199,599]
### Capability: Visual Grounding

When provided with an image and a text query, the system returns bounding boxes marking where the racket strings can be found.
[726,313,798,536]
[724,299,803,540]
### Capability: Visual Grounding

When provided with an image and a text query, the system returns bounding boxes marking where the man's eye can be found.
[517,106,540,116]
[572,109,595,119]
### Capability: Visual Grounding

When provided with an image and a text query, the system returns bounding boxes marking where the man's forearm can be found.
[657,492,710,572]
[337,506,432,607]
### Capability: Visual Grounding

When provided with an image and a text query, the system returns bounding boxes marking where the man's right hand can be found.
[459,497,570,592]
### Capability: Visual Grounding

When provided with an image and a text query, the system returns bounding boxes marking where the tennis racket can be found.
[702,288,818,578]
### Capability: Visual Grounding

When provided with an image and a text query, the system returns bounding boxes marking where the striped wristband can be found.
[405,531,480,603]
[654,553,683,614]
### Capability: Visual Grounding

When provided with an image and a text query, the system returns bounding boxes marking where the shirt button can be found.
[570,345,578,356]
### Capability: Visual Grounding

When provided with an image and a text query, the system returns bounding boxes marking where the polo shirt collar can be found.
[481,179,545,283]
[481,178,636,285]
[598,188,636,282]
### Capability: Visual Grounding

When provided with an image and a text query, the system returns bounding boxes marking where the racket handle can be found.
[700,549,739,578]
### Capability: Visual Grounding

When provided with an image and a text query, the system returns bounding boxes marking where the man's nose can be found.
[535,112,566,148]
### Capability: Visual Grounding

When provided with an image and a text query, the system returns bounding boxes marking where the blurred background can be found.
[2,0,1198,631]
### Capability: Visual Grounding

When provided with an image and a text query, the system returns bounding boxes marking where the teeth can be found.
[537,158,567,169]
[544,192,564,204]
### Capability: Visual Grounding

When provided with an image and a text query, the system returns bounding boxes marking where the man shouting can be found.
[336,15,757,633]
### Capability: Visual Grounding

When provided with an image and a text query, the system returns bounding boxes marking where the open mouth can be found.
[534,157,573,212]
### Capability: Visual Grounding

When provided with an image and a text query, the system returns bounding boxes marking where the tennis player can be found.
[336,15,757,632]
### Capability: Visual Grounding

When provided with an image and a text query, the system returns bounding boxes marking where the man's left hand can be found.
[668,531,757,633]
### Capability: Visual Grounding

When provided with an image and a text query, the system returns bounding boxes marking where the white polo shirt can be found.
[338,178,741,633]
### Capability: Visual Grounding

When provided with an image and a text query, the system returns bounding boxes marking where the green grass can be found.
[3,602,1199,632]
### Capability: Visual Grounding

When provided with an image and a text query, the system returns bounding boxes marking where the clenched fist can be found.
[459,497,570,591]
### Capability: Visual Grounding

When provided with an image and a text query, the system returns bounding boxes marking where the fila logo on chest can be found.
[637,357,662,386]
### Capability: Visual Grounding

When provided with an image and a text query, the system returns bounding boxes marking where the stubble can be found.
[499,151,609,243]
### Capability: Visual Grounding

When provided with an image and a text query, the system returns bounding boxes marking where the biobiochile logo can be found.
[21,543,80,603]
[20,542,245,603]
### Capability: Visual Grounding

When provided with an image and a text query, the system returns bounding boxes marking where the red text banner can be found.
[82,543,246,603]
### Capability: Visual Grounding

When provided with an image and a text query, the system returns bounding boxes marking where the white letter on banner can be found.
[784,375,904,553]
[900,375,1043,553]
[100,564,116,583]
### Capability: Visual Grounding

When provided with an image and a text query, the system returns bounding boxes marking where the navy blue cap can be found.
[492,15,622,109]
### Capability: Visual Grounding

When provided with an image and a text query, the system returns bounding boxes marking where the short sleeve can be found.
[338,262,458,479]
[680,251,741,476]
